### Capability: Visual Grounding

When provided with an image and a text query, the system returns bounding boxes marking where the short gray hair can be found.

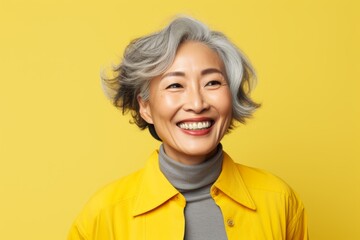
[102,16,260,134]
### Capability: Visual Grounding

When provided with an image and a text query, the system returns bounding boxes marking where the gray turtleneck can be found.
[159,144,228,240]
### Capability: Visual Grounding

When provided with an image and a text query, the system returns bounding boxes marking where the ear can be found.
[137,95,154,124]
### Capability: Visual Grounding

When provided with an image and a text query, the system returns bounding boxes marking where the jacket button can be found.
[227,219,235,227]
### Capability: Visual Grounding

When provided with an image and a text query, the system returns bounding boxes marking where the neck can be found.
[158,144,223,191]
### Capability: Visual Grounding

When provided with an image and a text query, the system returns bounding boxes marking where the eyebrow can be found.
[201,68,224,76]
[161,71,185,79]
[161,68,224,79]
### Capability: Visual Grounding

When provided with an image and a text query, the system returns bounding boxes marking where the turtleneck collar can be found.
[159,144,223,193]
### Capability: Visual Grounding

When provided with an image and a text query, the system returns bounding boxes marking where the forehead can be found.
[168,41,224,71]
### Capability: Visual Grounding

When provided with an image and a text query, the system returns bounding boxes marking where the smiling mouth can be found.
[177,121,214,130]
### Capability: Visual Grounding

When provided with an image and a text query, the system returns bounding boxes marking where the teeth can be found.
[178,121,212,130]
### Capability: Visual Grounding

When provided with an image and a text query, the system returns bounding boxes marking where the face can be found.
[138,41,233,165]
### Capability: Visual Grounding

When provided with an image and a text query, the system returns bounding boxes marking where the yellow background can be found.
[0,0,359,239]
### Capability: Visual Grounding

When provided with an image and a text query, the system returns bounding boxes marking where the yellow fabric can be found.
[68,150,308,239]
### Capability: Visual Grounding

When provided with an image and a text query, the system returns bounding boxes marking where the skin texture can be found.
[138,41,233,165]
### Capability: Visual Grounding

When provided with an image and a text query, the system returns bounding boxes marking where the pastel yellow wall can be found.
[0,0,359,239]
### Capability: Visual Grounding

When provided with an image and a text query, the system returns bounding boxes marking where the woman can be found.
[68,16,308,239]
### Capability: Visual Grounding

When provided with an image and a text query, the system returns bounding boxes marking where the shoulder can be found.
[81,168,144,216]
[223,152,294,195]
[223,152,304,209]
[229,156,305,220]
[68,169,146,239]
[237,162,304,208]
[222,153,308,238]
[235,163,293,195]
[71,169,144,228]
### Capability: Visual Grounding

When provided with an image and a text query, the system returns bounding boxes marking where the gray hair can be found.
[102,16,260,135]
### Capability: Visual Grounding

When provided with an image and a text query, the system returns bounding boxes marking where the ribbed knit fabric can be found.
[159,144,227,240]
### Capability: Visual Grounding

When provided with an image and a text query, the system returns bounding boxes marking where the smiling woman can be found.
[68,16,308,240]
[138,41,233,165]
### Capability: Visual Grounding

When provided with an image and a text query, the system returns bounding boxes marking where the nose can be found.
[183,87,210,113]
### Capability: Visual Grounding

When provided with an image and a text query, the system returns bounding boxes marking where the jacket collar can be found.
[214,152,256,210]
[132,150,256,216]
[133,150,179,216]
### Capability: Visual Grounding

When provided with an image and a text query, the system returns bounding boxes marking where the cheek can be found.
[219,93,233,131]
[224,95,233,115]
[150,94,181,121]
[221,100,233,122]
[210,90,233,116]
[162,94,181,107]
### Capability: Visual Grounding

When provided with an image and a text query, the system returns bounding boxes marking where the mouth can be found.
[177,120,214,130]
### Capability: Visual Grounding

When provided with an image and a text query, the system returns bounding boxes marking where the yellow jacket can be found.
[68,150,308,239]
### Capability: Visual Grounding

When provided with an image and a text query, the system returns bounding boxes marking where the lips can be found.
[177,119,214,130]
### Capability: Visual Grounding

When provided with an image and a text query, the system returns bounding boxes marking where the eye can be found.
[166,83,183,89]
[205,80,222,88]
